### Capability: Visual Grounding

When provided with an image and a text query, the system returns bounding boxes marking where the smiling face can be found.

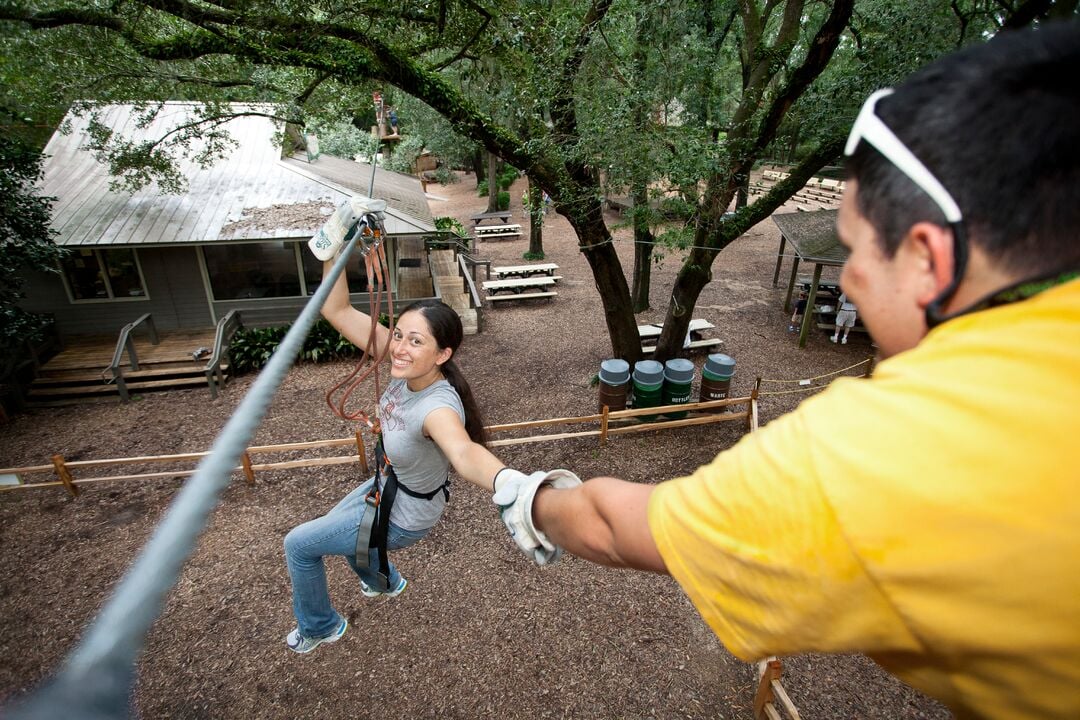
[837,180,934,359]
[389,309,453,390]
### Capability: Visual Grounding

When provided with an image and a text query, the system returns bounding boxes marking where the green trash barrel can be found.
[661,358,695,419]
[631,360,664,422]
[699,353,736,412]
[597,359,630,412]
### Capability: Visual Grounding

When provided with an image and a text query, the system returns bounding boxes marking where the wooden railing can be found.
[107,313,158,402]
[204,310,243,399]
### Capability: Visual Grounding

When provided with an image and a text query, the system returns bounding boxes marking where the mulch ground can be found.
[0,172,951,719]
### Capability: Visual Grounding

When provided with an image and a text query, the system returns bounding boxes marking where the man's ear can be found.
[904,222,956,308]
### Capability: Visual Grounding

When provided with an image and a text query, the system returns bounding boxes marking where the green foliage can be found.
[434,216,468,238]
[229,319,377,373]
[0,136,66,351]
[311,119,380,162]
[433,166,457,184]
[497,166,519,191]
[523,250,545,261]
[383,134,425,174]
[228,325,288,374]
[476,179,489,196]
[497,191,510,212]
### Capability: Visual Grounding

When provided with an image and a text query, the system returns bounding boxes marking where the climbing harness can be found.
[355,424,450,590]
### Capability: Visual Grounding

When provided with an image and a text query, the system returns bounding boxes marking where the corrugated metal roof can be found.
[41,103,434,247]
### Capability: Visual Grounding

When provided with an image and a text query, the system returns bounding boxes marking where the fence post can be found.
[240,452,255,485]
[753,658,783,720]
[599,405,609,445]
[52,454,79,498]
[355,430,369,474]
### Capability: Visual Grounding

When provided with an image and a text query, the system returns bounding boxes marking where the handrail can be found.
[203,310,243,399]
[458,253,484,332]
[107,314,158,402]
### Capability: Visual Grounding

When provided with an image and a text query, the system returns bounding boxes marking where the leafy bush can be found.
[229,319,386,373]
[434,166,457,185]
[497,166,519,191]
[434,216,468,238]
[476,179,488,197]
[497,191,510,211]
[523,250,545,261]
[229,325,288,373]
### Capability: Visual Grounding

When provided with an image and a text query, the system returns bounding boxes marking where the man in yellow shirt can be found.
[493,21,1080,719]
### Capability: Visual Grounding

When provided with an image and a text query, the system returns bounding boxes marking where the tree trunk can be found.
[527,177,544,258]
[566,201,642,362]
[470,148,484,181]
[630,184,654,312]
[486,151,499,213]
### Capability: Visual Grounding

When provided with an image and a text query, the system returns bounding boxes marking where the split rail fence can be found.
[1,395,757,497]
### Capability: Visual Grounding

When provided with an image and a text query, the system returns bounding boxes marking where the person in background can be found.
[493,22,1080,720]
[831,292,857,343]
[788,291,808,332]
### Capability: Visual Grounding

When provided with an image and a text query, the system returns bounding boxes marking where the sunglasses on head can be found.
[845,88,968,327]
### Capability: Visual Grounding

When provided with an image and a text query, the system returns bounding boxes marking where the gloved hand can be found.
[308,197,388,261]
[492,468,583,565]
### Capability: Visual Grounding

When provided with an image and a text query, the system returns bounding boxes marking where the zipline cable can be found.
[8,232,363,720]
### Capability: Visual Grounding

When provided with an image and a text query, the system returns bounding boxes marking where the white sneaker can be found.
[830,335,838,343]
[360,576,407,598]
[841,336,848,344]
[286,618,348,654]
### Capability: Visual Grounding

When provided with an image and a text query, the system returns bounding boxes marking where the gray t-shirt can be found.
[378,378,464,531]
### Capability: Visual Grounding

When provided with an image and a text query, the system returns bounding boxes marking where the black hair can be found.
[845,21,1080,279]
[399,299,488,446]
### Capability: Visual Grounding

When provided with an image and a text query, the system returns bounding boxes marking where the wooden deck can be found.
[45,329,219,374]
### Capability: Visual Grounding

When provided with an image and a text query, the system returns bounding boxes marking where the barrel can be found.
[597,359,630,412]
[661,358,695,419]
[631,360,664,421]
[699,353,736,412]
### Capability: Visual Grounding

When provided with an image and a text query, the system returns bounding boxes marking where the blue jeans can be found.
[284,478,430,639]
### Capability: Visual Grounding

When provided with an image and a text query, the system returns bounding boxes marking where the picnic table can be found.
[771,209,849,348]
[475,223,522,240]
[492,263,560,279]
[469,211,513,226]
[638,318,723,353]
[482,275,561,303]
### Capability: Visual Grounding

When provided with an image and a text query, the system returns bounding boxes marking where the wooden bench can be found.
[492,262,560,279]
[475,223,522,240]
[488,290,558,303]
[482,276,561,295]
[469,211,512,226]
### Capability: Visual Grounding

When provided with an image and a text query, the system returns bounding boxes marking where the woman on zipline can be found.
[283,237,510,654]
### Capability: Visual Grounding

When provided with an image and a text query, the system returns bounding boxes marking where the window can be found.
[203,242,302,300]
[61,248,147,301]
[301,249,369,296]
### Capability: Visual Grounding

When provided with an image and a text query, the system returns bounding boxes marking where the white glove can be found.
[308,197,388,261]
[492,468,583,565]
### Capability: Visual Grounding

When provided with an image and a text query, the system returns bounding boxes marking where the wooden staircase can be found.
[26,330,222,407]
[428,249,479,335]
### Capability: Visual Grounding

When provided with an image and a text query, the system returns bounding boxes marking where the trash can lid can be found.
[599,358,630,385]
[704,353,736,378]
[664,358,695,383]
[632,360,664,386]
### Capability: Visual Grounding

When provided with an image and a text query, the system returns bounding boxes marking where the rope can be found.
[8,236,361,720]
[758,358,871,385]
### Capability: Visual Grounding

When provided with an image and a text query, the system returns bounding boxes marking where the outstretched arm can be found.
[531,479,667,573]
[320,259,391,355]
[424,407,508,491]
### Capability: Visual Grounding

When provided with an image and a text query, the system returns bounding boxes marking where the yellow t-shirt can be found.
[649,279,1080,719]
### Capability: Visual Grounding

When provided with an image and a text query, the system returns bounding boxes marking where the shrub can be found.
[476,179,488,196]
[434,216,468,238]
[497,191,510,211]
[229,319,383,374]
[523,250,545,261]
[434,166,457,185]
